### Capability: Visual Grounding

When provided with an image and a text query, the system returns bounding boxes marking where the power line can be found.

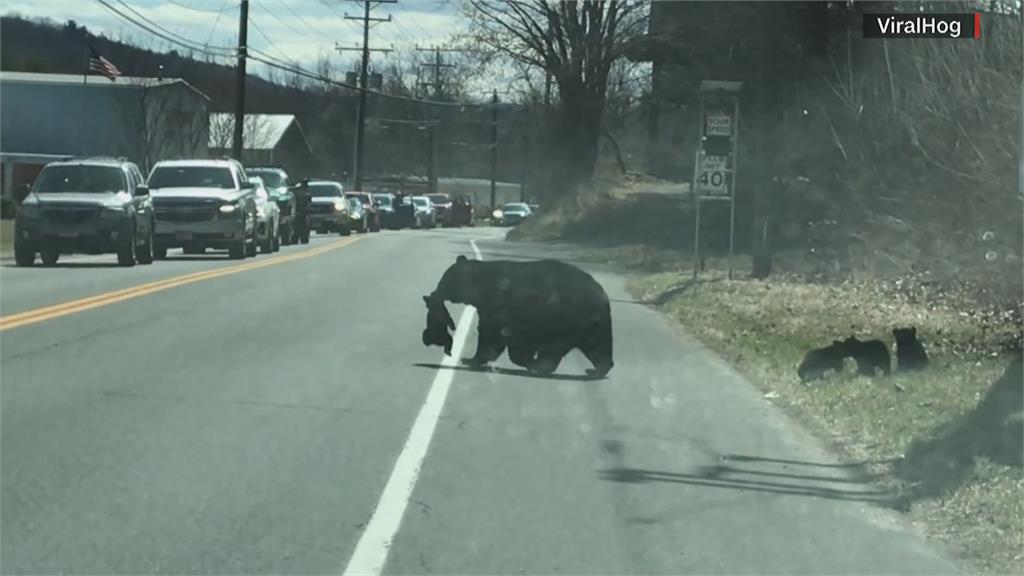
[396,2,435,40]
[95,0,235,59]
[204,0,230,47]
[247,51,487,107]
[271,0,337,43]
[164,0,234,14]
[113,0,235,55]
[252,0,322,42]
[171,0,198,40]
[248,17,293,65]
[98,0,484,109]
[317,0,347,19]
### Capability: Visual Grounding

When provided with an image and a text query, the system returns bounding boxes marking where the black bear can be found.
[422,293,454,355]
[798,341,846,382]
[893,326,929,371]
[425,255,614,377]
[839,336,891,377]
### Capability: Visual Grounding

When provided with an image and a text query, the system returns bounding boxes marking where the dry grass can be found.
[628,271,1023,574]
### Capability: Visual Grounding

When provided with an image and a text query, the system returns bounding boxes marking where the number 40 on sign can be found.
[697,154,729,195]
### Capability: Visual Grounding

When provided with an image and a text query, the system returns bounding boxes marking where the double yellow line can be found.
[0,237,360,332]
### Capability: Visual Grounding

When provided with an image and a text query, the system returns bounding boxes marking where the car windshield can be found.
[33,165,125,194]
[246,170,287,188]
[308,183,343,197]
[148,166,235,189]
[5,4,1021,575]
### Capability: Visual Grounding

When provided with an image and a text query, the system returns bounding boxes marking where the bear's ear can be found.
[456,255,468,263]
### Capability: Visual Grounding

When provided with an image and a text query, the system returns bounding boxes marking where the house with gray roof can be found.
[208,113,315,178]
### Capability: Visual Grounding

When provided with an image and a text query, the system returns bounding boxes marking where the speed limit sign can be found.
[696,154,729,195]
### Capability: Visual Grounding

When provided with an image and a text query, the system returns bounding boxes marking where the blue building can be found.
[0,71,211,202]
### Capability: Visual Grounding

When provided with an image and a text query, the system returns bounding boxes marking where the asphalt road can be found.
[1,227,963,575]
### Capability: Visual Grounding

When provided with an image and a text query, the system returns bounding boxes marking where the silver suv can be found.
[13,157,156,267]
[147,159,258,259]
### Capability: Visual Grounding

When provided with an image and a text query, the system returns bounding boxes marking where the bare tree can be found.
[467,0,648,197]
[209,113,272,162]
[118,78,209,172]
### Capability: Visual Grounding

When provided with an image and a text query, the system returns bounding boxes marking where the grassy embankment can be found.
[511,191,1023,575]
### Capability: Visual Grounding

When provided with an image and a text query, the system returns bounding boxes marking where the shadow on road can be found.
[17,262,121,269]
[160,256,232,262]
[412,362,602,382]
[598,461,899,506]
[721,453,901,470]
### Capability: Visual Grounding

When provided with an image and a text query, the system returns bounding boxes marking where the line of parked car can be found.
[10,156,391,267]
[11,155,536,267]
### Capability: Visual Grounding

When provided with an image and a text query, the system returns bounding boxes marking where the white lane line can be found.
[342,239,482,576]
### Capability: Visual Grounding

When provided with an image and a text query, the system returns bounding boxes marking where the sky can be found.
[5,0,465,78]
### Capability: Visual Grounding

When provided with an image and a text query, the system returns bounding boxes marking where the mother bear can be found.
[423,255,614,377]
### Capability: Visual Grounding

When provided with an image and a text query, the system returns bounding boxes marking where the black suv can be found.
[13,158,155,267]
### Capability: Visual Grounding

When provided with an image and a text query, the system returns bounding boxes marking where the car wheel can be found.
[14,243,35,267]
[272,230,281,252]
[228,238,245,259]
[300,232,310,244]
[339,225,350,237]
[154,244,168,260]
[184,245,204,255]
[137,227,155,265]
[260,229,274,254]
[40,248,59,266]
[280,224,292,246]
[117,230,136,267]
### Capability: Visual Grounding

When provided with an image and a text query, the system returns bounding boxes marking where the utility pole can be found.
[416,46,458,195]
[343,0,394,190]
[231,0,249,160]
[490,90,498,211]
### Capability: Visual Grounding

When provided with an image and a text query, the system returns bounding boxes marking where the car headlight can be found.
[333,200,346,212]
[219,203,238,214]
[492,209,503,219]
[256,206,266,218]
[100,206,126,218]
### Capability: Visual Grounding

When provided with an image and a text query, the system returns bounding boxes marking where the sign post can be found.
[691,80,742,280]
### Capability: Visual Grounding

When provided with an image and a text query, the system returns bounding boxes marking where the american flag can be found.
[88,46,121,82]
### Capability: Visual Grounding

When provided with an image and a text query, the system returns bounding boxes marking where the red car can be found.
[344,191,381,233]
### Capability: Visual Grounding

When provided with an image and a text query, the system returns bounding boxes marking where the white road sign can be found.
[705,114,732,137]
[696,154,730,195]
